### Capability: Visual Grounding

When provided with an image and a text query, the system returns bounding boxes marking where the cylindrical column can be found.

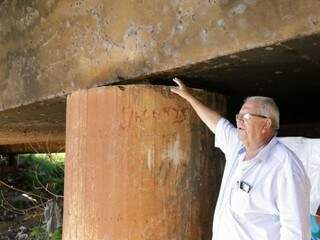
[63,85,226,240]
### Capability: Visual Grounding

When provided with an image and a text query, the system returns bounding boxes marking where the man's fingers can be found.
[172,77,184,88]
[172,77,179,85]
[172,77,190,99]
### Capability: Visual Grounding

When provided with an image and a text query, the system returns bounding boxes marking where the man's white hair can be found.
[244,96,280,130]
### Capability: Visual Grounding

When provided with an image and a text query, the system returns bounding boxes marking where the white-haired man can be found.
[171,78,310,240]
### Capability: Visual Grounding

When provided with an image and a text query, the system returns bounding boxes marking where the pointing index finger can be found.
[173,77,183,87]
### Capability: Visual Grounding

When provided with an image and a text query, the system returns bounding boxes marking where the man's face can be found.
[236,101,269,147]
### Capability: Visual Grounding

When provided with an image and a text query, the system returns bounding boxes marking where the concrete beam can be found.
[0,97,65,153]
[63,85,226,239]
[0,142,65,154]
[1,0,320,110]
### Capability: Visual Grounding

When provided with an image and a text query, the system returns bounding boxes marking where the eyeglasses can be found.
[235,112,268,123]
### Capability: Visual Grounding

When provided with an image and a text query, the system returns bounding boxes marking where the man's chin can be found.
[237,130,246,142]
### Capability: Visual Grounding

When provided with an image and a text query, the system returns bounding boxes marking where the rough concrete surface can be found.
[1,0,320,110]
[0,96,66,153]
[63,85,226,239]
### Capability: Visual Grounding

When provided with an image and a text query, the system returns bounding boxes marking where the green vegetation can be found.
[19,153,64,240]
[0,153,65,240]
[17,153,65,197]
[50,227,62,240]
[29,226,62,240]
[29,226,49,240]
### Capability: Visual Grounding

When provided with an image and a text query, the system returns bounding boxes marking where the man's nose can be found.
[237,119,245,128]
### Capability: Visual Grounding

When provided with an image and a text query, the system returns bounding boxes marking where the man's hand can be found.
[170,77,222,134]
[171,77,192,100]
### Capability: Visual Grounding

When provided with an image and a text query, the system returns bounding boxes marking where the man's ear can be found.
[263,119,272,131]
[266,119,273,129]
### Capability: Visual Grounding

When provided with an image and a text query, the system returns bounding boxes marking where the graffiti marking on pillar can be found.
[119,106,189,131]
[162,106,188,124]
[152,109,161,120]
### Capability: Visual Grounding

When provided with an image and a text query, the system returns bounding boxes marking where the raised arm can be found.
[171,78,222,134]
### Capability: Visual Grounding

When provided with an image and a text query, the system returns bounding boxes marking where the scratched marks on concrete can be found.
[118,105,188,132]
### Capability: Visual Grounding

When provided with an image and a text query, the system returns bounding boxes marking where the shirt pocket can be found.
[229,186,251,215]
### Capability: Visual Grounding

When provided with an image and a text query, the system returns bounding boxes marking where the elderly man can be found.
[171,78,311,240]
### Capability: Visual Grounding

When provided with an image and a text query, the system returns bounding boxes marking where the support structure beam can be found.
[63,85,226,240]
[1,0,320,111]
[0,97,66,154]
[0,141,65,154]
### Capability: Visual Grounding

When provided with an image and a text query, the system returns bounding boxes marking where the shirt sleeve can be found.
[276,156,311,240]
[214,118,240,158]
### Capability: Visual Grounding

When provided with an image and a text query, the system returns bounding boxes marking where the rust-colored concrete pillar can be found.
[63,85,226,240]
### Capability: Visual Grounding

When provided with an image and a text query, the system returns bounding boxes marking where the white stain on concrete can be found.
[147,148,155,173]
[175,23,184,33]
[162,134,183,168]
[246,42,259,49]
[217,19,226,27]
[200,29,208,43]
[217,19,226,29]
[163,43,173,56]
[230,3,247,16]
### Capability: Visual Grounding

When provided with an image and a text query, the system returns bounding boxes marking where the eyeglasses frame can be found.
[235,112,268,123]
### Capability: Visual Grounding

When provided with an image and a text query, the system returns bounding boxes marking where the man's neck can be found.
[244,136,273,161]
[244,145,264,161]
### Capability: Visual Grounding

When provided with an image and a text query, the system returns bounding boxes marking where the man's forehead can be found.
[240,100,261,111]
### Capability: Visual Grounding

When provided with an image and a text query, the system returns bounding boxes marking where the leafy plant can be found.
[29,225,62,240]
[17,153,65,197]
[51,227,62,240]
[30,225,49,240]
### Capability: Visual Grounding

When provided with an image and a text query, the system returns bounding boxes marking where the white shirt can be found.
[279,137,320,216]
[212,118,311,240]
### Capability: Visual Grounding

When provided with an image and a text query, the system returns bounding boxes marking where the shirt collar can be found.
[238,136,279,162]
